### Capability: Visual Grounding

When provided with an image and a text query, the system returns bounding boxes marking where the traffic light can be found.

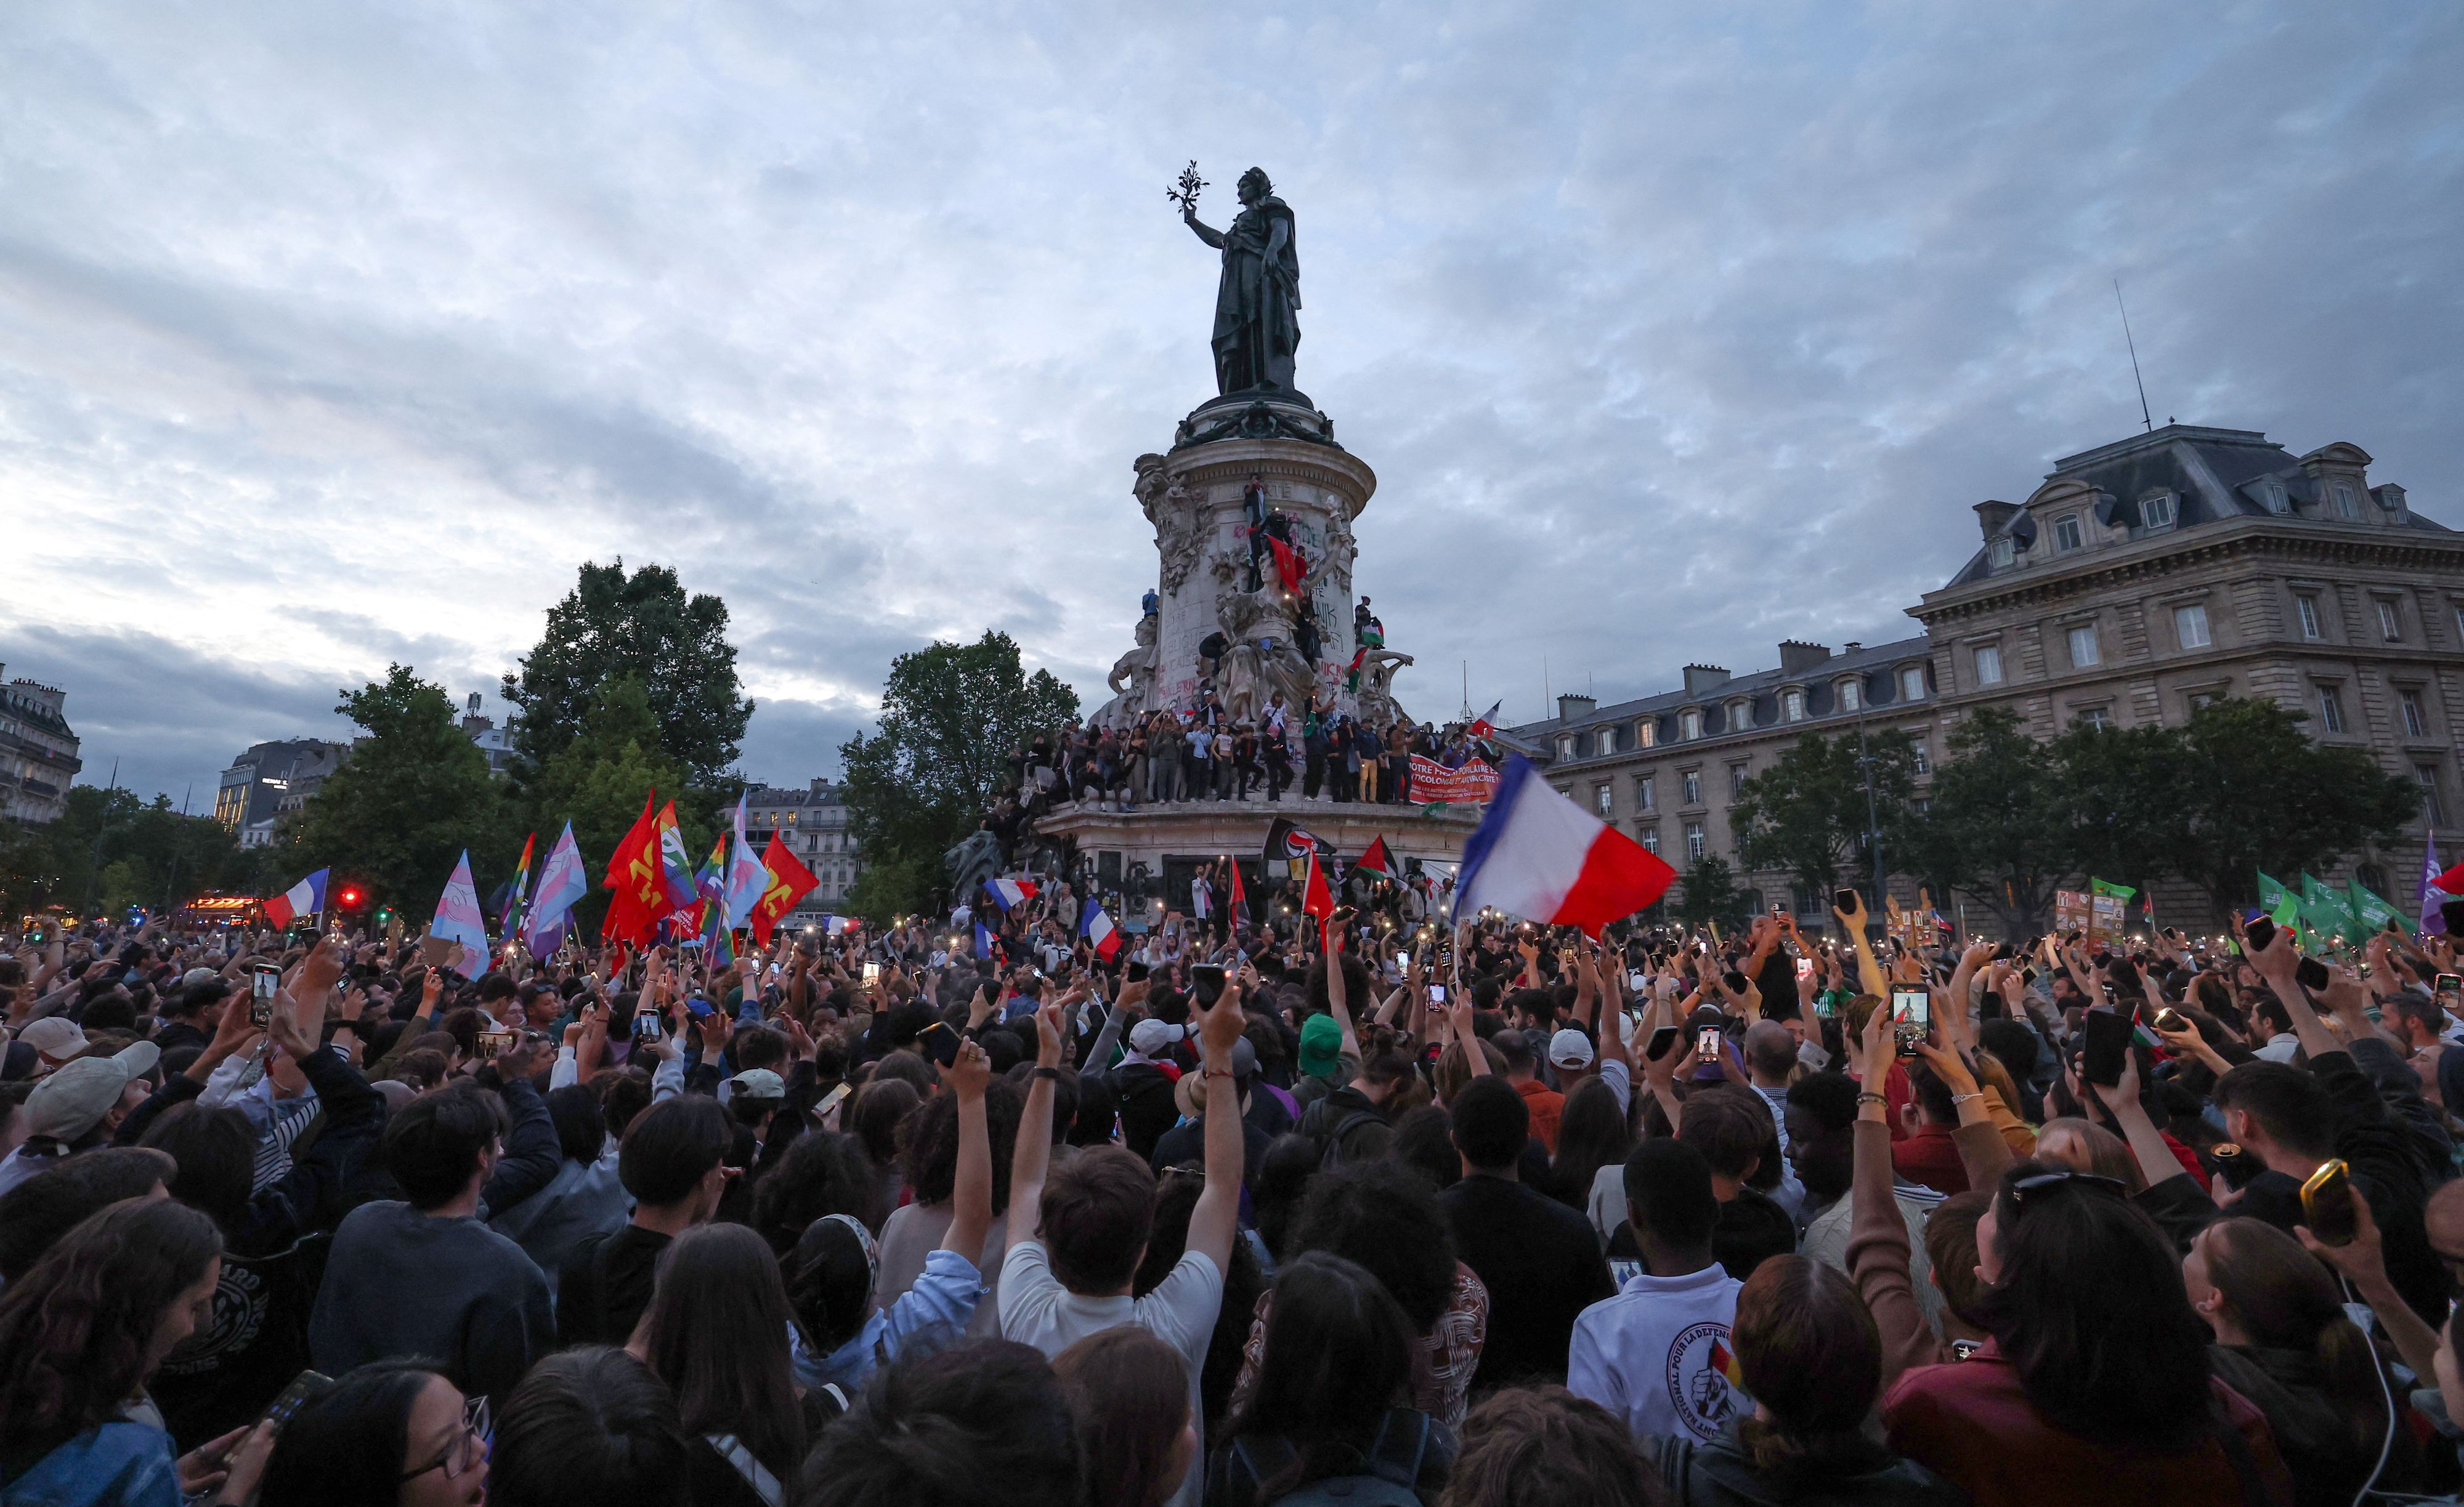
[336,884,367,913]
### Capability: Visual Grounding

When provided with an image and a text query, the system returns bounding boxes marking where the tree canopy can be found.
[501,560,752,810]
[839,631,1078,918]
[1730,727,1918,903]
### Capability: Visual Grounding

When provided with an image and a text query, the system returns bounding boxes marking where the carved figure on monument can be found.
[945,830,1003,902]
[1091,615,1160,729]
[1219,639,1266,724]
[1179,168,1301,396]
[1355,647,1415,727]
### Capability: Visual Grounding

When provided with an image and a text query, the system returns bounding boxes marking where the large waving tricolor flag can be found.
[262,867,330,929]
[983,876,1040,911]
[1081,903,1122,962]
[1457,756,1677,937]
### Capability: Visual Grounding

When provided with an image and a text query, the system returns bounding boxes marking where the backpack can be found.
[1299,1097,1385,1172]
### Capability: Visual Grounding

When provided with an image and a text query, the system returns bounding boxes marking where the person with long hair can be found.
[1883,1158,2296,1506]
[1651,1256,1961,1504]
[1436,1386,1660,1507]
[1055,1327,1198,1507]
[2184,1217,2417,1505]
[1207,1253,1454,1506]
[1547,1076,1633,1213]
[628,1221,812,1507]
[0,1198,271,1505]
[257,1362,490,1507]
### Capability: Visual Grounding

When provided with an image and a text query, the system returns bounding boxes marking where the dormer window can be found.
[1636,720,1657,749]
[1679,708,1703,740]
[1727,699,1749,730]
[2333,482,2359,520]
[2141,491,2175,531]
[1899,666,1925,701]
[1838,679,1862,713]
[2263,482,2288,514]
[1990,538,2016,569]
[1782,690,1805,722]
[2053,514,2084,552]
[1557,735,1576,761]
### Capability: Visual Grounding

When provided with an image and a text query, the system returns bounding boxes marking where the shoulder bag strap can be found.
[707,1433,785,1507]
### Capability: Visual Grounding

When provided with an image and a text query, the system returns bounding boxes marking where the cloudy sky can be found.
[4,2,2459,804]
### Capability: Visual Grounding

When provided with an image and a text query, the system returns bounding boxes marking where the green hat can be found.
[1299,1013,1343,1077]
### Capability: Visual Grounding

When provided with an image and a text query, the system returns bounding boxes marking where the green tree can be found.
[1674,853,1750,932]
[294,665,509,916]
[2167,697,2420,914]
[501,560,753,809]
[843,853,936,927]
[840,631,1079,912]
[1730,729,1918,902]
[2051,720,2193,900]
[1905,706,2070,935]
[0,788,245,919]
[522,676,692,936]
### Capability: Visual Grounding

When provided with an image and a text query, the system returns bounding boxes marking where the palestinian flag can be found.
[1355,836,1395,876]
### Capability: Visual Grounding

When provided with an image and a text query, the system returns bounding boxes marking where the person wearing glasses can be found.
[258,1362,488,1507]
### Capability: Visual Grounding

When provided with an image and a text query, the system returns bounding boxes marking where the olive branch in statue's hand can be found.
[1167,160,1207,216]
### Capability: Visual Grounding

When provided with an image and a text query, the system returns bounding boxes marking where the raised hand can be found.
[946,1038,993,1099]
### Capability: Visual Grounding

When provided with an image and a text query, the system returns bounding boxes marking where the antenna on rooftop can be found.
[2114,278,2152,434]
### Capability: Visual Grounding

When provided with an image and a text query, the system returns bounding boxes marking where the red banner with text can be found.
[1409,755,1501,806]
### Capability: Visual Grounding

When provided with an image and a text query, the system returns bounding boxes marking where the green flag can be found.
[2348,876,2416,939]
[2301,873,2363,945]
[2091,878,2137,900]
[2256,871,2301,929]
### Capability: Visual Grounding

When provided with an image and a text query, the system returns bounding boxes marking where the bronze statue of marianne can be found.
[1180,167,1300,395]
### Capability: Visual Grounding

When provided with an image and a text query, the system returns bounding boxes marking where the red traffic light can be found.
[338,886,365,910]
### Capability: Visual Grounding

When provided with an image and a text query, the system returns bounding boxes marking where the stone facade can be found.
[1514,425,2464,930]
[0,668,81,826]
[745,779,862,918]
[215,738,352,849]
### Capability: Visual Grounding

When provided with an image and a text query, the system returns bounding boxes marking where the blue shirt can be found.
[790,1247,983,1392]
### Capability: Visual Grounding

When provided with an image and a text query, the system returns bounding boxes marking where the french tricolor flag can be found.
[1081,903,1122,963]
[1457,756,1676,937]
[983,876,1040,911]
[262,868,330,929]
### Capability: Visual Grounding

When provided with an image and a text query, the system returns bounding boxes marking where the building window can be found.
[1639,826,1660,854]
[2263,482,2288,514]
[1899,666,1926,701]
[2075,707,2112,731]
[2189,689,2221,713]
[1680,709,1703,740]
[2420,766,2449,826]
[1682,770,1702,807]
[2378,600,2403,642]
[1782,689,1805,722]
[1974,644,2003,685]
[1637,775,1655,811]
[1685,822,1706,860]
[2333,482,2359,520]
[1727,700,1749,730]
[2401,689,2429,739]
[1838,679,1862,712]
[2141,492,2176,531]
[1729,764,1749,797]
[1990,538,2015,568]
[2174,603,2211,650]
[2053,514,2085,552]
[1557,735,1576,761]
[1909,738,1930,775]
[2067,624,2100,668]
[1637,720,1657,749]
[1595,784,1613,817]
[2296,595,2323,640]
[2318,684,2346,734]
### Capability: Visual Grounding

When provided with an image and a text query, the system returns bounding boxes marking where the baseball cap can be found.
[1130,1019,1188,1057]
[1548,1028,1596,1070]
[1298,1013,1343,1078]
[23,1041,161,1142]
[17,1018,87,1064]
[180,967,221,991]
[729,1068,787,1102]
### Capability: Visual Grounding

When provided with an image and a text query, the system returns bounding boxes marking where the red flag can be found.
[1229,860,1248,926]
[599,793,668,947]
[2438,862,2464,894]
[750,831,820,948]
[1303,850,1334,921]
[1356,836,1393,876]
[1266,535,1306,596]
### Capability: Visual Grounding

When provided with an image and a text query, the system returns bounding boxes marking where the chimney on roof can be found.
[1777,640,1831,674]
[1974,499,2019,544]
[1682,665,1731,697]
[1842,642,1862,655]
[1556,693,1597,723]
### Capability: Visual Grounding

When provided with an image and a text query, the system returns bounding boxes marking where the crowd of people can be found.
[6,878,2464,1507]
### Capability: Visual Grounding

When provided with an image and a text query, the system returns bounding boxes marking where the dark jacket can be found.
[2208,1343,2415,1507]
[1436,1174,1613,1391]
[1112,1062,1181,1162]
[309,1200,555,1407]
[1296,1085,1391,1165]
[1655,1421,1966,1507]
[557,1224,674,1349]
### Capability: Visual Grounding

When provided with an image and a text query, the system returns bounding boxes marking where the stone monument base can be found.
[1034,793,1479,915]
